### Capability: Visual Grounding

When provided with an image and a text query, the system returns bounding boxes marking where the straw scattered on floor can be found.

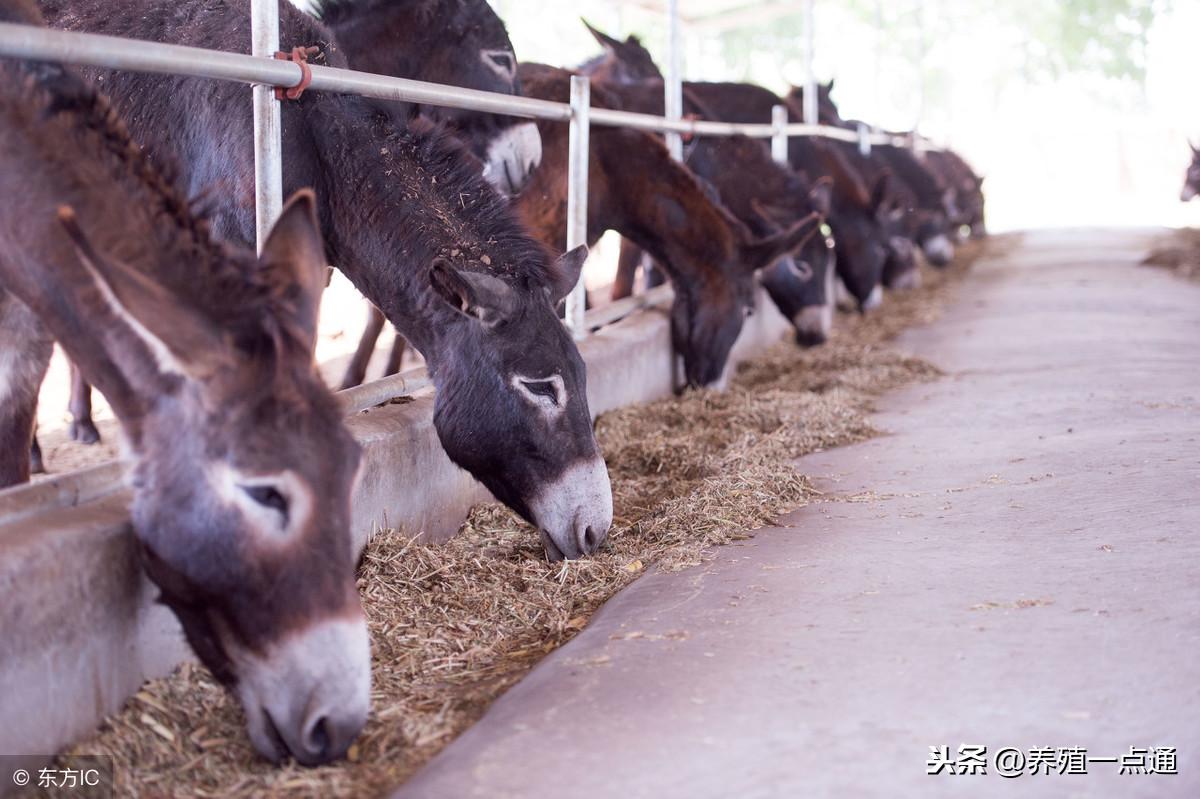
[61,237,998,798]
[1142,227,1200,283]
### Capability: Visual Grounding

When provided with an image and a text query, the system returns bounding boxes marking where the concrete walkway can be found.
[389,230,1200,799]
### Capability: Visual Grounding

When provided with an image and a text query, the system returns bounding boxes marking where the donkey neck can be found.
[0,62,232,430]
[599,131,742,287]
[305,94,548,364]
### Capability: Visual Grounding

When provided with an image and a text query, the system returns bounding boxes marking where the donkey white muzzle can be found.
[793,303,832,347]
[861,284,885,312]
[480,122,543,197]
[889,266,923,291]
[922,233,955,267]
[529,456,613,561]
[235,616,371,766]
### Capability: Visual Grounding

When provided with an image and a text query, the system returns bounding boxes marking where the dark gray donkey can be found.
[0,0,368,765]
[39,0,612,561]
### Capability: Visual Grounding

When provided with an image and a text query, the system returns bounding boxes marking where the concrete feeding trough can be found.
[0,286,794,776]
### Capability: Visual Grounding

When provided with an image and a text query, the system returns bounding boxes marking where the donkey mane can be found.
[331,99,557,288]
[18,59,307,351]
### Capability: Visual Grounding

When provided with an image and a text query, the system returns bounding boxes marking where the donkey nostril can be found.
[583,525,599,552]
[304,716,332,760]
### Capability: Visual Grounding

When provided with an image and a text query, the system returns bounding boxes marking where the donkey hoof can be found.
[70,420,102,445]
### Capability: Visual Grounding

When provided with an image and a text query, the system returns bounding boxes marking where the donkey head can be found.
[316,0,540,199]
[672,213,824,389]
[318,0,518,100]
[1182,142,1200,202]
[832,172,896,311]
[581,19,663,83]
[427,246,613,561]
[751,183,838,347]
[785,80,843,126]
[41,193,368,766]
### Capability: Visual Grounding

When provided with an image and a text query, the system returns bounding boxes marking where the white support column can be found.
[251,0,283,253]
[802,0,818,126]
[664,0,684,161]
[565,75,590,339]
[857,121,872,157]
[771,104,789,165]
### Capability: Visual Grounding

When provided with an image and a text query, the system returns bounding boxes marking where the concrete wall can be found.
[0,289,791,774]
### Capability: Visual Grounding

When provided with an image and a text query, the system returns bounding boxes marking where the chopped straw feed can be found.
[58,238,997,798]
[1142,227,1200,283]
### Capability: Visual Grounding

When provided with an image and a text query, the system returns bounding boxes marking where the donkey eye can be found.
[488,52,513,71]
[521,379,560,405]
[242,485,288,517]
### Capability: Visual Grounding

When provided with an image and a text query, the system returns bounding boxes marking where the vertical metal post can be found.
[802,0,818,126]
[565,75,590,339]
[857,121,872,157]
[664,0,684,161]
[915,0,927,133]
[771,104,789,165]
[251,0,283,253]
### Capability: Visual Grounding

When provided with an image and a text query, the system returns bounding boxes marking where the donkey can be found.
[515,66,822,389]
[684,136,838,346]
[52,0,539,458]
[582,76,838,347]
[1181,143,1200,203]
[925,148,986,239]
[0,1,367,765]
[786,85,957,269]
[682,81,903,310]
[43,0,612,561]
[313,0,536,390]
[575,25,900,311]
[314,0,541,196]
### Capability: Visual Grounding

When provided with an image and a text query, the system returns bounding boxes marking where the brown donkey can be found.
[515,66,822,389]
[0,3,368,765]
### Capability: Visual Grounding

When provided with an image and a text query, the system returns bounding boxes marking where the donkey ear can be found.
[581,18,622,52]
[57,206,229,381]
[549,244,589,304]
[746,198,785,237]
[808,177,834,217]
[258,189,328,354]
[741,212,823,273]
[429,258,520,328]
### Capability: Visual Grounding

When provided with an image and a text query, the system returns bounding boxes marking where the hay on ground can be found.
[1142,227,1200,283]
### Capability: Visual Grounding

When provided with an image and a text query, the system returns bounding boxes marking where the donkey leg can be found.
[382,330,408,377]
[611,237,643,301]
[0,294,54,488]
[338,303,387,390]
[67,359,101,444]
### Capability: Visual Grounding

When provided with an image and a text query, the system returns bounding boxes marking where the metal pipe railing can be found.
[0,23,935,147]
